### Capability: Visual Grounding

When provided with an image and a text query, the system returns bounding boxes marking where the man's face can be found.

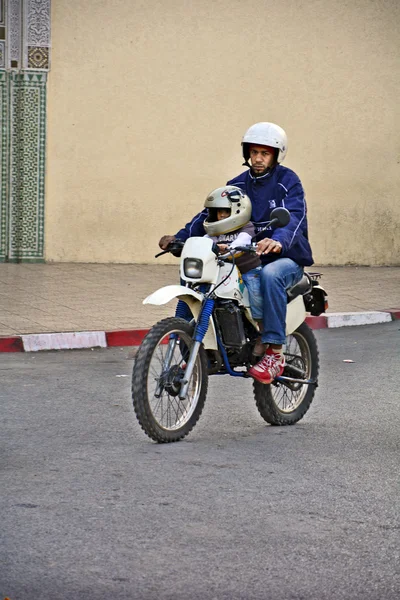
[249,144,276,175]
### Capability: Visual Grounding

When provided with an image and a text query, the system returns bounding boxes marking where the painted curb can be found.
[1,310,399,353]
[305,315,328,329]
[323,311,392,328]
[106,329,149,347]
[22,331,107,352]
[0,336,24,352]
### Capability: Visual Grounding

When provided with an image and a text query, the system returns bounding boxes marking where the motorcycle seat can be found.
[287,274,313,301]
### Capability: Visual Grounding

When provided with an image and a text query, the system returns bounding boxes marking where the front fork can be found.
[179,340,202,399]
[179,297,214,400]
[154,337,178,397]
[155,298,214,400]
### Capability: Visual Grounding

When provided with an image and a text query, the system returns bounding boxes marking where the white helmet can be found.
[242,122,288,165]
[203,186,252,237]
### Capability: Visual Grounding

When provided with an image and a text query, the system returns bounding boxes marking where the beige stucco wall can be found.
[46,0,400,265]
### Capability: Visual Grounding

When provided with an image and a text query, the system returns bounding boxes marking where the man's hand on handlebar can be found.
[256,238,282,255]
[159,234,176,250]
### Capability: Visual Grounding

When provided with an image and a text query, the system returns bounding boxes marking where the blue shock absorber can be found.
[175,299,193,321]
[193,298,214,343]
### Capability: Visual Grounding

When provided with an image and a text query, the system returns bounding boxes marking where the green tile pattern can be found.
[0,41,5,67]
[0,1,50,262]
[8,72,46,261]
[0,70,7,260]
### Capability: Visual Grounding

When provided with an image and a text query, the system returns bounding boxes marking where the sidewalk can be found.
[0,263,399,351]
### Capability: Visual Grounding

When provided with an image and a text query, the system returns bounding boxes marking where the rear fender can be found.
[143,285,218,350]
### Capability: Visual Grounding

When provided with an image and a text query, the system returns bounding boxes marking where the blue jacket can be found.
[175,165,314,266]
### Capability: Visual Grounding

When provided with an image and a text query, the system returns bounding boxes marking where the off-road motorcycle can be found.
[131,208,327,443]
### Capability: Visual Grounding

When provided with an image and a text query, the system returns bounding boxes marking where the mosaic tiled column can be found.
[0,70,8,260]
[0,0,50,262]
[8,71,46,261]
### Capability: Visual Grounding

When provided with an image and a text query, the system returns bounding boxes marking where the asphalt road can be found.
[1,321,399,600]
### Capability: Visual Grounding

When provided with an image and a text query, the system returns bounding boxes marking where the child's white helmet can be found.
[203,186,252,236]
[242,122,288,164]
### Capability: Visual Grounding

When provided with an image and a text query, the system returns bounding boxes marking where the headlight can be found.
[183,258,203,279]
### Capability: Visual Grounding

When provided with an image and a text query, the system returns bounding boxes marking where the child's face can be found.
[217,208,231,221]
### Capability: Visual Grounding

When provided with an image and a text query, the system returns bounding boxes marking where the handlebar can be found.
[218,244,257,261]
[155,241,258,260]
[232,245,258,253]
[155,208,290,258]
[155,239,185,258]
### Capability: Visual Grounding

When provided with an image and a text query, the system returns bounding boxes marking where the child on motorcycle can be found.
[202,186,264,352]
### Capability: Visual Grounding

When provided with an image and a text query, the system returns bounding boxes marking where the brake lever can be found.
[218,248,236,261]
[155,249,170,258]
[218,245,257,261]
[155,240,185,259]
[233,244,258,253]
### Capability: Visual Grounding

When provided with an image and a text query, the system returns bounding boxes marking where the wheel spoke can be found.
[270,331,311,413]
[160,394,185,426]
[253,323,318,426]
[146,329,202,430]
[150,393,163,416]
[132,318,208,442]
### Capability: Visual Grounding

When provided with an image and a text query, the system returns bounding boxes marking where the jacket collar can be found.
[249,165,277,182]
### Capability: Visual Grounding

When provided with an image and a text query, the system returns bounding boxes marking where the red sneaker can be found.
[248,348,285,384]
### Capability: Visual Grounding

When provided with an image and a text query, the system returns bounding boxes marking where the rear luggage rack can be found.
[306,271,323,280]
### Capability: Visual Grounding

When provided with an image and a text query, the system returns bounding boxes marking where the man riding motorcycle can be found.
[159,122,314,384]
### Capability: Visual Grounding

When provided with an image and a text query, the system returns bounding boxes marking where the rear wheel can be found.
[132,317,208,442]
[254,322,319,425]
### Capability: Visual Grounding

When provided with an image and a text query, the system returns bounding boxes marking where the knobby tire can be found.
[254,322,319,426]
[132,317,208,443]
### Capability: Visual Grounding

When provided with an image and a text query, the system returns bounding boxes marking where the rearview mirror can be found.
[269,207,290,228]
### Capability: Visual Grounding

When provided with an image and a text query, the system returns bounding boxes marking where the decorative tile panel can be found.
[0,40,4,67]
[28,45,49,68]
[8,0,22,68]
[24,0,51,70]
[0,71,8,260]
[8,72,46,261]
[0,2,50,262]
[26,0,50,46]
[6,0,51,71]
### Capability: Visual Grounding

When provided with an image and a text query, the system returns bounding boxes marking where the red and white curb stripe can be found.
[1,310,399,353]
[0,329,150,353]
[306,310,400,330]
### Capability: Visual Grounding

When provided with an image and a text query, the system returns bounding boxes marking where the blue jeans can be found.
[242,266,263,321]
[259,258,304,345]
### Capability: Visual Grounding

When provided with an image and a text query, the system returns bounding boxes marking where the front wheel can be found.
[254,322,319,426]
[132,317,208,442]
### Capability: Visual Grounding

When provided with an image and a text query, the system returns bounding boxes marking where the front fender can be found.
[143,285,203,306]
[143,285,218,350]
